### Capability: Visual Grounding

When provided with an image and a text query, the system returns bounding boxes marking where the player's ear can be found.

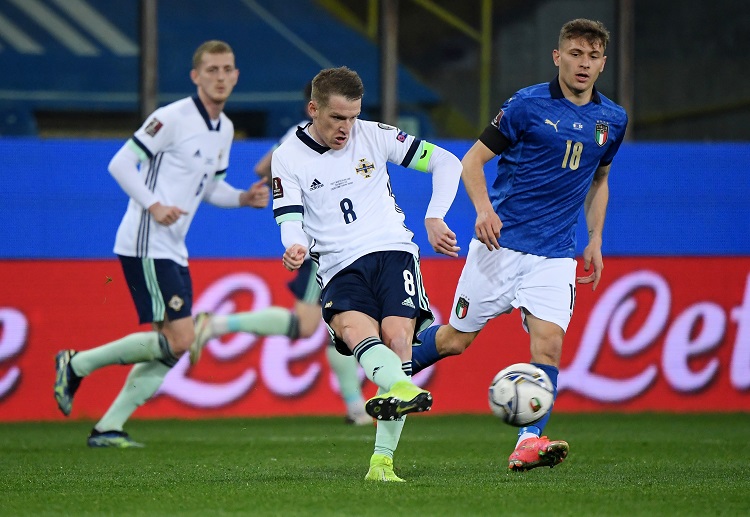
[307,100,317,119]
[552,49,560,67]
[190,68,199,85]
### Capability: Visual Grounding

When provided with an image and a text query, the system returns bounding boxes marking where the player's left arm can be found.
[204,137,269,209]
[203,176,269,209]
[577,163,611,291]
[402,140,462,257]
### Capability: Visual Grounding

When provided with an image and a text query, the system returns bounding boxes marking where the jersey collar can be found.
[296,122,329,154]
[549,76,602,104]
[192,95,221,131]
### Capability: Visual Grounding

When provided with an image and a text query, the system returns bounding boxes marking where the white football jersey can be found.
[113,96,234,265]
[272,119,430,286]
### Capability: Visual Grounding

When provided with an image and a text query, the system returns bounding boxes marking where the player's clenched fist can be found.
[282,244,307,271]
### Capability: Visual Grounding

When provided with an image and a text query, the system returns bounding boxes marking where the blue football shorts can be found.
[118,255,193,324]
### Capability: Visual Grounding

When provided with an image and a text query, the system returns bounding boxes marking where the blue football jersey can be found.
[486,78,628,258]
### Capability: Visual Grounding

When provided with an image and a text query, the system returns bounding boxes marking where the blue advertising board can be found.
[1,138,748,259]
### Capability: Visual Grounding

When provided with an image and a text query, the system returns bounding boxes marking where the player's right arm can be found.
[461,140,502,250]
[107,140,186,226]
[271,150,310,271]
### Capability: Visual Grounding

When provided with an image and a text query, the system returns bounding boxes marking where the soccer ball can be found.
[488,363,554,426]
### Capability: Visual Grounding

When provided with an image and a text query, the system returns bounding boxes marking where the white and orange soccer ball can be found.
[488,363,554,426]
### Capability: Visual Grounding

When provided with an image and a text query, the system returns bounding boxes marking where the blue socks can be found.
[412,325,441,374]
[518,363,559,438]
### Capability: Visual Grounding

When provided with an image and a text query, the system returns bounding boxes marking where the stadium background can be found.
[0,0,748,421]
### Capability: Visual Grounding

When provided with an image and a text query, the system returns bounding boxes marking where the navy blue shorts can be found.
[321,251,434,355]
[288,258,322,304]
[118,255,193,324]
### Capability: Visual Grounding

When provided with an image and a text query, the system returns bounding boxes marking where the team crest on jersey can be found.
[145,118,163,137]
[355,158,375,178]
[455,296,470,319]
[595,122,609,146]
[168,295,184,312]
[397,130,407,142]
[272,177,284,199]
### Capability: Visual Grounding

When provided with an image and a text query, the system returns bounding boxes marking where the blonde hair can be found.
[192,40,234,70]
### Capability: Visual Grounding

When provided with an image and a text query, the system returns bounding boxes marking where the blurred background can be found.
[1,0,748,421]
[1,0,748,141]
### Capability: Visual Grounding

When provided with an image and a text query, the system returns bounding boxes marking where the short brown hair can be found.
[311,66,364,108]
[559,19,610,51]
[192,40,234,70]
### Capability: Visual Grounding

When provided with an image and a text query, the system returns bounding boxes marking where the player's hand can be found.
[425,218,460,257]
[256,170,272,185]
[240,179,270,208]
[282,244,307,271]
[576,243,604,291]
[475,209,501,251]
[149,202,188,226]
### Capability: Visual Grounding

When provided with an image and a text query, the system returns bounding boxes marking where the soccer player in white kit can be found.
[189,82,373,426]
[411,19,628,471]
[53,40,270,447]
[272,67,462,481]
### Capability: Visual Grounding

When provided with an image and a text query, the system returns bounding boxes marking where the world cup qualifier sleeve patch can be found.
[272,177,284,199]
[145,118,163,136]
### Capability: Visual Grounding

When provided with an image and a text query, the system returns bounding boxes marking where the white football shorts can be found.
[448,239,577,334]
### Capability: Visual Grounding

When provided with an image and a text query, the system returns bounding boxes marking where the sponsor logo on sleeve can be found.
[145,118,163,137]
[272,177,284,199]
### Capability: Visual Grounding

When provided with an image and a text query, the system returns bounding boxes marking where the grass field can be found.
[1,413,748,516]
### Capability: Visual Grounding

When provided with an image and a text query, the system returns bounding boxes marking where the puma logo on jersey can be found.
[544,119,560,132]
[402,297,415,308]
[309,178,324,191]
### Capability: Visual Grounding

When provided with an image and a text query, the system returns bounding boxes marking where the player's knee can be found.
[297,317,321,339]
[382,326,411,348]
[163,329,195,355]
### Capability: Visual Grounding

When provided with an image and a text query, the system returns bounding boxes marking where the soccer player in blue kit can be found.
[411,18,628,471]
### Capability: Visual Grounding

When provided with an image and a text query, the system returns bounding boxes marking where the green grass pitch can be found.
[1,413,748,516]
